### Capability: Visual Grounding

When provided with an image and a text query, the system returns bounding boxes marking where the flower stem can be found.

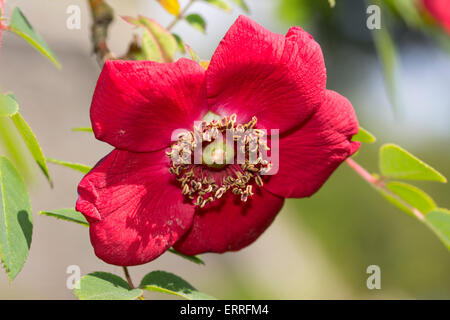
[345,158,424,221]
[122,266,135,289]
[122,266,145,300]
[167,0,196,31]
[345,158,378,185]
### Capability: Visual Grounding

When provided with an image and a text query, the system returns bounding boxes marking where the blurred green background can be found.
[0,0,449,299]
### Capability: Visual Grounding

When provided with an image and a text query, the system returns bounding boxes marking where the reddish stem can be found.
[346,158,378,185]
[345,158,424,221]
[122,266,135,289]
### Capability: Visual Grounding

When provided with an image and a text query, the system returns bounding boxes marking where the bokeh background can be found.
[0,0,449,299]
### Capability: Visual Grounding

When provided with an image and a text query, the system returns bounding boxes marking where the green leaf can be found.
[352,126,376,144]
[121,16,140,26]
[387,0,423,28]
[379,181,436,217]
[8,7,61,69]
[168,248,205,265]
[0,117,32,181]
[11,111,52,186]
[328,0,336,8]
[229,0,249,12]
[38,208,88,227]
[140,270,215,300]
[185,14,207,34]
[138,16,177,62]
[371,13,398,113]
[122,16,178,62]
[72,127,93,133]
[46,158,91,174]
[172,33,186,53]
[123,16,178,62]
[0,156,32,280]
[0,94,19,117]
[379,144,447,182]
[74,272,143,300]
[141,29,164,62]
[425,209,450,250]
[185,44,200,63]
[204,0,231,12]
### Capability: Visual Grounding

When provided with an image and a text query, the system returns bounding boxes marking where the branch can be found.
[87,0,143,66]
[88,0,115,65]
[167,0,196,31]
[346,158,425,221]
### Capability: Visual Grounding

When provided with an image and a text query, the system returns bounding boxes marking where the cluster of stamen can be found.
[166,114,271,208]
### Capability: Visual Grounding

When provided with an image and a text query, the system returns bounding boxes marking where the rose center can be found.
[202,140,234,169]
[166,112,271,208]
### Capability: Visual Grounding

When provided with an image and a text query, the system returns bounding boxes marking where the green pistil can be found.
[202,110,222,123]
[202,140,234,169]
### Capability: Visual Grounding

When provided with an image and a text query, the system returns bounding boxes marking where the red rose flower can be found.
[0,0,4,48]
[422,0,450,34]
[76,16,360,266]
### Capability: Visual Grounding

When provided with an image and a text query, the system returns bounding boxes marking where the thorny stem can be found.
[345,158,424,221]
[167,0,196,31]
[88,0,115,65]
[87,0,141,66]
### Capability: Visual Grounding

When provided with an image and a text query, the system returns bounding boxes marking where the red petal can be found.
[264,90,360,198]
[76,149,195,266]
[173,187,284,255]
[206,15,326,133]
[91,58,207,152]
[422,0,450,34]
